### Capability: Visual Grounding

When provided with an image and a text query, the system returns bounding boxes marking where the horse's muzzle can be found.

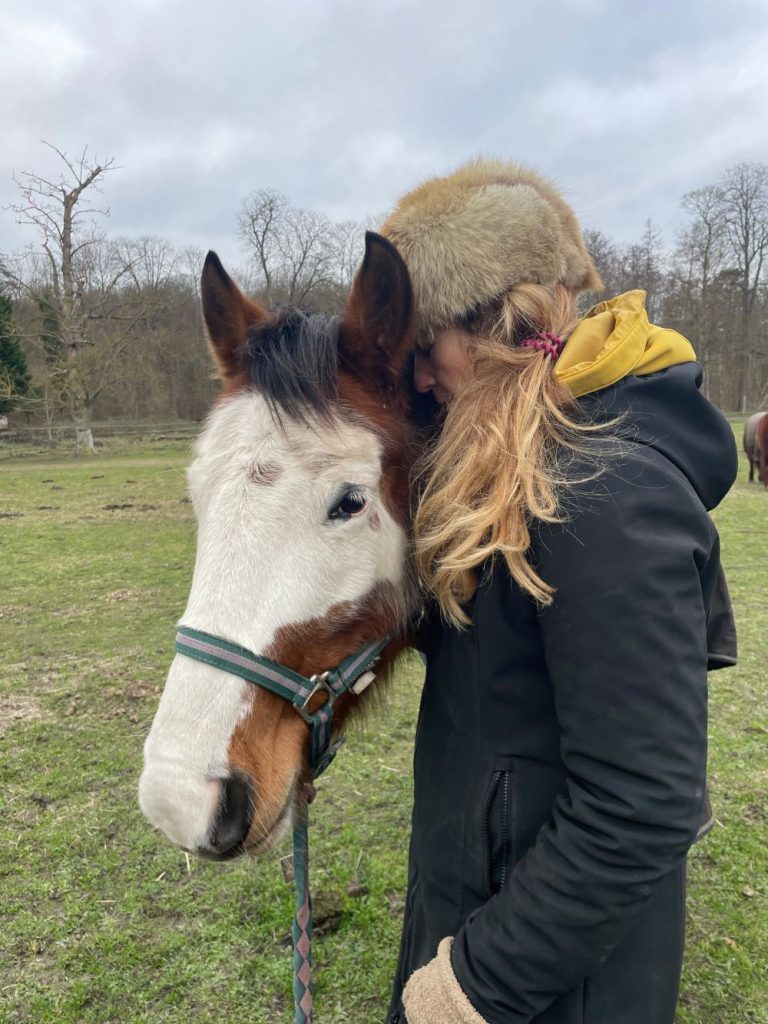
[138,761,254,857]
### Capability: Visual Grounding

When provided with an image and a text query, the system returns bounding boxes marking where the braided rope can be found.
[292,803,314,1024]
[520,331,566,361]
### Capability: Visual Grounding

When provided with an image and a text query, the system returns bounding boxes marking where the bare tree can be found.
[680,187,727,293]
[237,188,336,305]
[669,186,728,392]
[1,142,145,450]
[115,235,180,292]
[718,163,768,409]
[582,227,620,304]
[237,188,286,301]
[328,217,376,289]
[176,245,205,302]
[619,220,666,320]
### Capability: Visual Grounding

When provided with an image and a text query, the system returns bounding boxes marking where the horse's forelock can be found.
[246,308,341,425]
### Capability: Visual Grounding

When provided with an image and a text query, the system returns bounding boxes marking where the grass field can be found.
[1,430,766,1023]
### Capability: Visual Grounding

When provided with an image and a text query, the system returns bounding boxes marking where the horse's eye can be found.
[328,488,369,521]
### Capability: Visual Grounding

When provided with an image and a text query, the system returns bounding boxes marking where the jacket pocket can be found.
[482,759,516,897]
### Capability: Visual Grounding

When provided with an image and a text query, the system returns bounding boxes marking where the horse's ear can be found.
[201,252,267,379]
[340,232,413,386]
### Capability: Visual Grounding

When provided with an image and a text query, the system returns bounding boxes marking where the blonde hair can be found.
[413,282,604,627]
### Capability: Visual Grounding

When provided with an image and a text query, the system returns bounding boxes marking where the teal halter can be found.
[174,624,392,1024]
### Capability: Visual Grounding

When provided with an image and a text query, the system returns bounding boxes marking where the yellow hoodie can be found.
[556,290,697,398]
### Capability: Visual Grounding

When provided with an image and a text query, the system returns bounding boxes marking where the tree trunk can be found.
[73,393,96,453]
[75,425,95,453]
[67,360,96,453]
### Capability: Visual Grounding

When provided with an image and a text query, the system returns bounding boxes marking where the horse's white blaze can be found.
[139,659,251,851]
[139,391,407,851]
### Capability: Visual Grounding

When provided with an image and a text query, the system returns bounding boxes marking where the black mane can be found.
[246,308,341,424]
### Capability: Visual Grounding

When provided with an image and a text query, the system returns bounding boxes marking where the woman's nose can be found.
[414,351,436,394]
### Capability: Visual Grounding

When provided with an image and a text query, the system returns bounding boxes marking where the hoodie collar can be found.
[556,290,697,398]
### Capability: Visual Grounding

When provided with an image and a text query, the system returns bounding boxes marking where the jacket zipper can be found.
[483,770,513,896]
[482,770,502,896]
[499,770,510,890]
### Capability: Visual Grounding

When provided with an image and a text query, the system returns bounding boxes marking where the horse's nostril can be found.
[206,774,254,857]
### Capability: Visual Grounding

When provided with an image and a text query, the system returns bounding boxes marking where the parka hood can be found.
[565,294,738,511]
[557,290,697,397]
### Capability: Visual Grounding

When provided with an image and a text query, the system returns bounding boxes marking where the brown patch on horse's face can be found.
[268,583,409,678]
[226,690,307,851]
[226,582,411,851]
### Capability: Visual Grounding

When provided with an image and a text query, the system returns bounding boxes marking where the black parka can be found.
[388,364,738,1024]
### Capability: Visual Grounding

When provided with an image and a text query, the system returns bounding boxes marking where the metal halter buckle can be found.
[297,670,335,723]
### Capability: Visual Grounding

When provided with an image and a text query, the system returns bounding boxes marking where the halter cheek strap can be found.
[175,626,387,776]
[174,624,392,1024]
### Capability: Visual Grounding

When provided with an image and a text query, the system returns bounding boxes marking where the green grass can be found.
[1,436,766,1023]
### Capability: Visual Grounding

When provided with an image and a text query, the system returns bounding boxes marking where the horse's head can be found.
[139,233,418,858]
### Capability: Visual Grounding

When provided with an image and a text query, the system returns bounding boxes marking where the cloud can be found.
[1,0,767,268]
[4,16,88,80]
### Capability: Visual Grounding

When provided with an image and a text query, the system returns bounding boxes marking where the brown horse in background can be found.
[757,414,768,487]
[744,412,768,485]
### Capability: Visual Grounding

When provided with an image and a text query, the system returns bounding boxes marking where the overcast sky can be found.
[2,0,768,272]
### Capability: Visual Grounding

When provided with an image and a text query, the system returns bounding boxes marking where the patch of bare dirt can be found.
[102,678,159,723]
[0,695,45,738]
[102,503,159,512]
[124,679,157,700]
[104,588,142,602]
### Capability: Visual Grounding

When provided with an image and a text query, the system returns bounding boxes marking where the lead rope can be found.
[292,740,344,1022]
[292,793,314,1023]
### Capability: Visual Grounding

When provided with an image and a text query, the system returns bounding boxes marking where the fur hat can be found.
[380,158,602,340]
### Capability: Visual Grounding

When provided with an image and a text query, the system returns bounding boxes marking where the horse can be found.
[139,233,419,1019]
[757,414,768,487]
[139,232,418,860]
[744,411,768,484]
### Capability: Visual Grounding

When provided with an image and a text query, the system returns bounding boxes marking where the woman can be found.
[379,161,738,1024]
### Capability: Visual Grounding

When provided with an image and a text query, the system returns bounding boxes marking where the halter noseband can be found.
[174,624,393,1023]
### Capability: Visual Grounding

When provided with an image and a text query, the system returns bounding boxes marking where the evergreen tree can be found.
[0,292,31,414]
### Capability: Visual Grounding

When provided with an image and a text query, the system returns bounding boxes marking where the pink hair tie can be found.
[520,331,566,361]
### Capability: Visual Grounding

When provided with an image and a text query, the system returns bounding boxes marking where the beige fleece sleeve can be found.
[401,937,489,1024]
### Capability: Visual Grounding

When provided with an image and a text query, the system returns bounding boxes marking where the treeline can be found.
[583,161,768,411]
[1,146,766,446]
[0,146,372,446]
